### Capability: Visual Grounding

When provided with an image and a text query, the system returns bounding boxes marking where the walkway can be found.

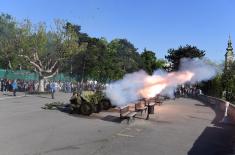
[0,94,234,155]
[97,97,235,155]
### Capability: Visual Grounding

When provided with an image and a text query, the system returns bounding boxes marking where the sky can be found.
[1,0,235,63]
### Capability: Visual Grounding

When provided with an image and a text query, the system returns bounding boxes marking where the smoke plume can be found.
[105,58,217,106]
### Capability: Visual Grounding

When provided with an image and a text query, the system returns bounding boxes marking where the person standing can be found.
[12,80,18,96]
[50,81,56,99]
[2,79,6,95]
[0,79,3,92]
[4,79,9,95]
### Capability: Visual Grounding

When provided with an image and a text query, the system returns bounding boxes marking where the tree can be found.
[141,49,161,75]
[221,62,235,102]
[155,59,167,69]
[107,39,142,76]
[200,74,223,98]
[17,20,87,91]
[71,37,107,82]
[198,60,223,98]
[165,45,205,71]
[0,13,20,69]
[60,23,138,83]
[72,38,143,82]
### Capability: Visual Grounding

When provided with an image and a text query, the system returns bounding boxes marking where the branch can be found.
[19,54,42,72]
[33,50,43,68]
[35,52,43,67]
[8,60,13,70]
[45,61,58,73]
[44,68,59,79]
[45,58,52,70]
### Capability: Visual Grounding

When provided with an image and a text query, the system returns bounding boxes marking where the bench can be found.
[135,101,147,116]
[119,105,137,123]
[154,95,164,106]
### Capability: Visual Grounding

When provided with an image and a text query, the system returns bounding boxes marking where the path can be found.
[0,94,234,155]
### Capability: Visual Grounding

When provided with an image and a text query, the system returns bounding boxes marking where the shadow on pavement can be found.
[36,95,52,99]
[56,105,122,123]
[101,115,121,123]
[188,125,235,155]
[188,98,235,155]
[194,103,209,107]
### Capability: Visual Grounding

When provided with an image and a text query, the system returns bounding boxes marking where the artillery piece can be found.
[69,90,112,115]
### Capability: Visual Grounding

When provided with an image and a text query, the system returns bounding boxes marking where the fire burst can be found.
[105,58,217,106]
[139,71,194,98]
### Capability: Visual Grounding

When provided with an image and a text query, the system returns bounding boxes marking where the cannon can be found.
[69,90,112,115]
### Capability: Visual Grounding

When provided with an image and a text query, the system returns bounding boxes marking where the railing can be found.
[194,94,235,124]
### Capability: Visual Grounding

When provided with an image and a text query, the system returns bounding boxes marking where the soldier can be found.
[50,81,56,99]
[69,92,82,113]
[70,92,78,104]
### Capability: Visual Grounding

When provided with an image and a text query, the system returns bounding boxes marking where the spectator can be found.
[11,80,18,96]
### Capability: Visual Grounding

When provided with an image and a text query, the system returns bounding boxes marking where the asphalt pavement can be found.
[0,92,234,155]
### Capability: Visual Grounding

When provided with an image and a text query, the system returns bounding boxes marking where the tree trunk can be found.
[39,77,45,92]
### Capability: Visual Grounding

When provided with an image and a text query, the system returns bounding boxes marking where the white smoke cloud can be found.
[158,58,217,98]
[105,71,146,106]
[105,58,217,106]
[179,58,217,83]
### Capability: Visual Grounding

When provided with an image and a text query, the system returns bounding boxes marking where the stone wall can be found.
[196,94,235,124]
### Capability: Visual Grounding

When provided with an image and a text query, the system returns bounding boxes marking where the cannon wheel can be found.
[101,99,111,110]
[93,102,103,113]
[97,102,103,112]
[68,104,80,114]
[80,103,93,115]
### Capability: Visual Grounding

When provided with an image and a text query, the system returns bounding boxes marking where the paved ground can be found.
[0,92,234,155]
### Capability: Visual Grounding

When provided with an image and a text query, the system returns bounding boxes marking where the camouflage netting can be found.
[41,102,65,110]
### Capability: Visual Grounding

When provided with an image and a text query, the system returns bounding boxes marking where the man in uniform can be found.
[69,92,82,113]
[50,81,56,99]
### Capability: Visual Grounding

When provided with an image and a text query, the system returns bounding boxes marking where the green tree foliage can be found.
[0,13,21,69]
[141,49,161,75]
[107,39,142,74]
[221,62,235,102]
[155,59,166,69]
[200,75,223,98]
[0,14,171,85]
[16,20,86,91]
[198,59,223,98]
[165,45,205,71]
[71,37,143,82]
[72,37,110,82]
[69,35,144,83]
[62,23,115,82]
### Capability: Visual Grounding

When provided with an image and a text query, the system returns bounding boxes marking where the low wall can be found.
[196,94,235,124]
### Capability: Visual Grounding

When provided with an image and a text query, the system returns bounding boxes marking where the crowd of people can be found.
[0,78,202,100]
[174,85,202,97]
[0,78,106,97]
[0,79,19,96]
